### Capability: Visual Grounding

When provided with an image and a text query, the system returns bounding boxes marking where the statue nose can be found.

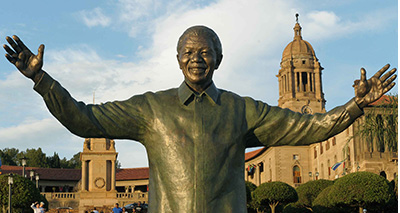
[191,52,203,62]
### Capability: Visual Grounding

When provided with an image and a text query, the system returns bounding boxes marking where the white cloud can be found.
[78,7,111,28]
[0,118,81,158]
[303,9,396,41]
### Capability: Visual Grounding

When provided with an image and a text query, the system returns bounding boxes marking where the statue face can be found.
[177,34,221,92]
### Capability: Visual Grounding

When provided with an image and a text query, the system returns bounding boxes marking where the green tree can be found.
[252,181,298,213]
[394,175,398,199]
[245,181,257,212]
[358,95,397,152]
[47,152,61,168]
[19,148,48,168]
[295,179,333,211]
[326,172,393,213]
[312,185,350,213]
[1,147,84,169]
[62,152,82,169]
[0,148,19,166]
[282,203,311,213]
[0,174,47,213]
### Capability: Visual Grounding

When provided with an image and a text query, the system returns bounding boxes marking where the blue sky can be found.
[0,0,397,168]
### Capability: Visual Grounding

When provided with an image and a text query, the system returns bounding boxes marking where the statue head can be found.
[176,26,223,93]
[177,26,222,59]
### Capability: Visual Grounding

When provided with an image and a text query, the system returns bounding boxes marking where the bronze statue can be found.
[3,26,396,212]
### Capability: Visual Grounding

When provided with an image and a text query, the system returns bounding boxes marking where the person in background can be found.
[31,201,45,213]
[112,203,122,213]
[122,207,128,213]
[92,207,99,213]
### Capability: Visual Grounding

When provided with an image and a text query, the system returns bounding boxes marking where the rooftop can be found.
[0,165,149,181]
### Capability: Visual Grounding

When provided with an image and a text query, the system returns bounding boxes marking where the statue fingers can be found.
[37,44,45,61]
[3,44,17,57]
[382,82,396,95]
[360,68,367,82]
[5,36,22,53]
[382,74,397,88]
[373,64,390,78]
[5,53,16,64]
[13,35,31,53]
[380,67,396,82]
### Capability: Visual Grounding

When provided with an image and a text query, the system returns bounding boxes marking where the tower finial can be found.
[295,13,299,23]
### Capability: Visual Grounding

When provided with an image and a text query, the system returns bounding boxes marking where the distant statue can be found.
[3,25,396,212]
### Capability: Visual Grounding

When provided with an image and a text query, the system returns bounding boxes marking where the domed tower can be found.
[277,14,326,114]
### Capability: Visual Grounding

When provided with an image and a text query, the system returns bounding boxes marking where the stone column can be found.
[315,71,322,99]
[299,72,303,92]
[310,73,314,92]
[288,71,293,97]
[82,160,87,191]
[278,78,281,96]
[112,160,116,190]
[307,72,311,92]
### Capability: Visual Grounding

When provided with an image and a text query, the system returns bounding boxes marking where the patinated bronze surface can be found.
[3,26,397,212]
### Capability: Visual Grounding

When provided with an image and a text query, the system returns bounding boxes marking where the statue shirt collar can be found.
[178,81,220,105]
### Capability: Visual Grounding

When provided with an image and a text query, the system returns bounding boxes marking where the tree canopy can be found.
[245,181,257,212]
[316,172,393,213]
[0,148,81,169]
[252,181,298,213]
[295,179,333,210]
[312,185,350,213]
[0,174,47,213]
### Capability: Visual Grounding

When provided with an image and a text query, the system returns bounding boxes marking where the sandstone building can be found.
[0,138,149,212]
[244,17,398,188]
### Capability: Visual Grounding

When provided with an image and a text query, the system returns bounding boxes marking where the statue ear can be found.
[215,54,223,70]
[176,54,182,69]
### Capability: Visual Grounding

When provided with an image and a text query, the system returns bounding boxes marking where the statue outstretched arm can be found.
[4,36,149,141]
[245,98,363,148]
[3,35,44,83]
[353,64,396,108]
[32,72,149,141]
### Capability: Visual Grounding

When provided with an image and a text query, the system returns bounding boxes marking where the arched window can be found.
[293,166,301,183]
[320,142,323,154]
[320,163,324,178]
[314,147,317,159]
[327,159,331,176]
[380,171,387,179]
[347,147,351,161]
[269,169,272,182]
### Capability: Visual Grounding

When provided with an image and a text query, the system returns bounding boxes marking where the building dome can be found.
[282,23,317,61]
[277,14,325,114]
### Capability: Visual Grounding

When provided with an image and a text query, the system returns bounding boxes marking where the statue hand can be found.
[353,64,397,108]
[3,35,44,83]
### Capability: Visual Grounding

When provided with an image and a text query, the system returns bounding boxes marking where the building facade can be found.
[0,138,149,213]
[245,17,398,188]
